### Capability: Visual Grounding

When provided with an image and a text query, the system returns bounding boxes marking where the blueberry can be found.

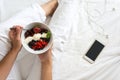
[40,38,50,42]
[25,30,34,38]
[40,28,48,33]
[28,40,36,48]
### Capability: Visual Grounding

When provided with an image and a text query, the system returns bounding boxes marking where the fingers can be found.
[38,48,52,57]
[15,26,22,39]
[43,45,53,54]
[10,25,23,40]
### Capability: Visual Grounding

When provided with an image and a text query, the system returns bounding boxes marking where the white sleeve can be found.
[0,36,11,57]
[0,40,6,60]
[0,54,4,61]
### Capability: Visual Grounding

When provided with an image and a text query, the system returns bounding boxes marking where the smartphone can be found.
[83,40,105,63]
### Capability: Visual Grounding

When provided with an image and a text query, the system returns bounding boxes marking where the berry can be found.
[25,30,34,38]
[33,27,41,33]
[28,40,36,48]
[40,28,48,33]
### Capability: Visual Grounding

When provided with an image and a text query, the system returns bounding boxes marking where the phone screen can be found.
[85,40,105,61]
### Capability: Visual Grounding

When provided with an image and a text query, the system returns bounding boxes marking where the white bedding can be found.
[0,0,120,80]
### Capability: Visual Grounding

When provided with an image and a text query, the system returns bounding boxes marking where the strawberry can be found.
[33,27,41,33]
[42,41,47,45]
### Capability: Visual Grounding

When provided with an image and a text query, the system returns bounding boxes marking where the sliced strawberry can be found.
[30,40,48,50]
[42,41,48,46]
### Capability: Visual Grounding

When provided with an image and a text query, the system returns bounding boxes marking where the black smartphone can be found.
[83,40,105,63]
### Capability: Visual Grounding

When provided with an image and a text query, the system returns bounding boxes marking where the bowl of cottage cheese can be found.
[21,22,53,54]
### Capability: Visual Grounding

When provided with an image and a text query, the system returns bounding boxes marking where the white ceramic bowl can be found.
[21,22,53,54]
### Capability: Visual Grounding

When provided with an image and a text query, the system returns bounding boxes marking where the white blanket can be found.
[0,0,120,80]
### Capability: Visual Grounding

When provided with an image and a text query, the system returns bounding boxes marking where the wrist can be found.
[41,59,52,66]
[11,48,20,53]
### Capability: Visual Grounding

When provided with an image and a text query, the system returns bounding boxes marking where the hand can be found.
[9,25,23,52]
[38,47,52,64]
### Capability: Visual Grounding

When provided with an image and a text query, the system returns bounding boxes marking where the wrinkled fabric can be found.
[0,0,120,80]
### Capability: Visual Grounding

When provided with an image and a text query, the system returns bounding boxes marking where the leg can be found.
[41,0,58,16]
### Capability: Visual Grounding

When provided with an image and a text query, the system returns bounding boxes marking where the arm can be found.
[38,48,52,80]
[0,26,22,80]
[41,62,52,80]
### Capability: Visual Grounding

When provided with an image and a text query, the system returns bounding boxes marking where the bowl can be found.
[21,22,53,54]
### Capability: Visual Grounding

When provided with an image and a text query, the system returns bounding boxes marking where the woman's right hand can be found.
[9,25,23,52]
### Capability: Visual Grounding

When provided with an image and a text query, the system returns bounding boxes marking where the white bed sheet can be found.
[0,0,120,80]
